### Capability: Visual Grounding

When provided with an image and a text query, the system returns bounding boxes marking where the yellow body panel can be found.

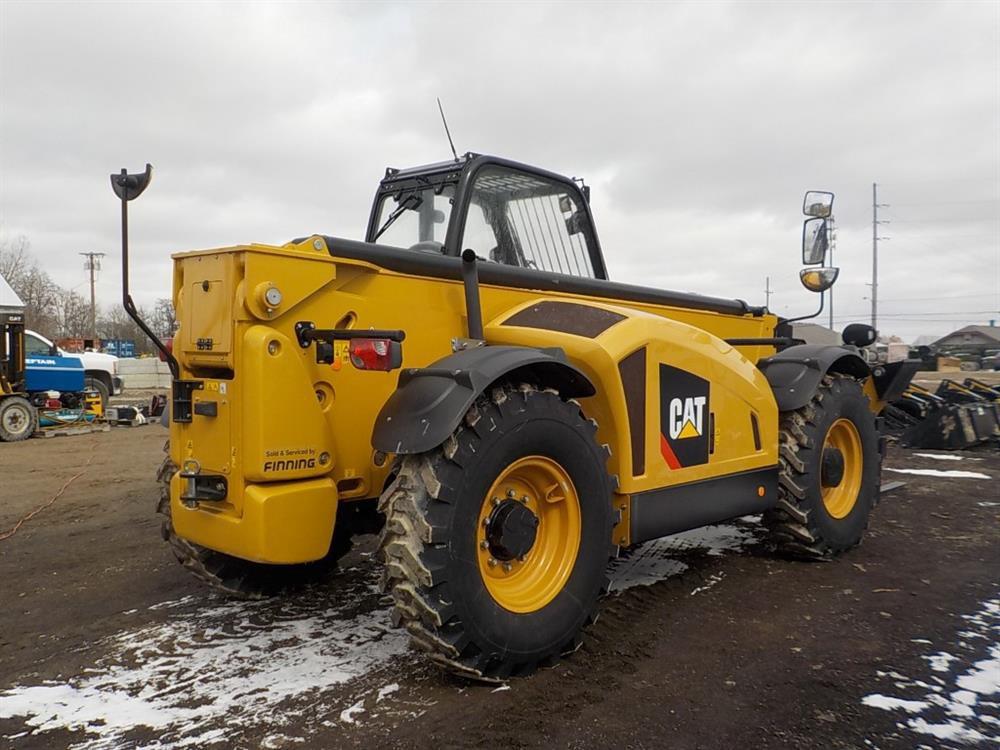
[172,476,338,563]
[486,300,779,495]
[170,236,782,563]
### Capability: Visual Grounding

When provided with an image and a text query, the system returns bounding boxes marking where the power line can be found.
[832,309,999,317]
[878,292,997,302]
[885,217,997,224]
[882,199,998,207]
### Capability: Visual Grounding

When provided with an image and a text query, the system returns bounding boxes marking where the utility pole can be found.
[871,183,889,331]
[80,252,105,340]
[764,276,772,309]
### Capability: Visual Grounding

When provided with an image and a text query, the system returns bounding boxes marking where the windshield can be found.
[373,185,455,252]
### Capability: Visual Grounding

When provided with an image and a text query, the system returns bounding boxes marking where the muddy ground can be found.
[0,426,997,749]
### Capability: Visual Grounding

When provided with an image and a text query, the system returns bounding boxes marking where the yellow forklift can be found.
[111,156,915,679]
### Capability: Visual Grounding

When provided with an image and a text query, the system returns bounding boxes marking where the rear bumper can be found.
[170,475,339,564]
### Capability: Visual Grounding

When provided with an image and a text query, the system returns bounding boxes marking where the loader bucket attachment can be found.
[900,402,1000,449]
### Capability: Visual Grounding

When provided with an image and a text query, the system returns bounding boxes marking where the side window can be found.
[462,167,596,277]
[462,203,499,260]
[24,333,51,355]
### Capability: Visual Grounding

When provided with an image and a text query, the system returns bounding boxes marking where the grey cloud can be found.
[1,0,996,340]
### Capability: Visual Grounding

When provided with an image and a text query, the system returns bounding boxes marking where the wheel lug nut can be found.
[487,558,498,568]
[492,496,501,507]
[520,495,529,504]
[517,554,526,562]
[502,562,512,572]
[506,489,516,498]
[480,540,489,550]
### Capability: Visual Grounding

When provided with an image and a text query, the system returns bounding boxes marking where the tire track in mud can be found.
[0,521,765,748]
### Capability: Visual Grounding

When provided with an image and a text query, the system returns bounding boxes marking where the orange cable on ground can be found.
[0,439,99,542]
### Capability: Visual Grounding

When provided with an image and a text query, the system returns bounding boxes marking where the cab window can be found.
[24,333,52,355]
[372,185,455,254]
[462,166,596,277]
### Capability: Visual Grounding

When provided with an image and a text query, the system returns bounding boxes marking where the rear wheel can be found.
[764,374,880,558]
[156,444,356,598]
[0,396,37,442]
[378,383,614,680]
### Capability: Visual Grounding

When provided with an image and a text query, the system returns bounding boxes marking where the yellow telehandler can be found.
[111,155,914,679]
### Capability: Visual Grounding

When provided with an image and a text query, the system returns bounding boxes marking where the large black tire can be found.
[0,396,37,442]
[378,383,614,680]
[764,374,881,558]
[156,445,356,598]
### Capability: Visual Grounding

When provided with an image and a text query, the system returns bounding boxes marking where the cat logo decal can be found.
[659,364,711,469]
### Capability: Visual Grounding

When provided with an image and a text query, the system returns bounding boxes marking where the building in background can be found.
[931,324,1000,357]
[791,323,841,346]
[0,274,25,318]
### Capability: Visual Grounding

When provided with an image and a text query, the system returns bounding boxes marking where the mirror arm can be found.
[784,290,826,324]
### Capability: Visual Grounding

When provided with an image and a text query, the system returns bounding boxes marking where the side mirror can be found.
[799,266,839,293]
[802,217,829,265]
[802,190,834,218]
[565,212,586,236]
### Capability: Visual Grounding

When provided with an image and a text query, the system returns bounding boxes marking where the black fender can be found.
[372,345,595,455]
[758,344,870,412]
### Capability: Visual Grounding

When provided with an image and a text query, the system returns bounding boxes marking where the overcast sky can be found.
[1,0,997,341]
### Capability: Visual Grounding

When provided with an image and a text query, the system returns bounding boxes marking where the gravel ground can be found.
[0,427,997,749]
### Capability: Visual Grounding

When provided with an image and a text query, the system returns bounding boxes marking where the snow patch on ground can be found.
[862,595,1000,747]
[884,467,992,480]
[913,453,965,461]
[607,521,759,593]
[862,694,929,713]
[339,700,366,725]
[690,572,725,596]
[0,577,409,748]
[924,652,958,673]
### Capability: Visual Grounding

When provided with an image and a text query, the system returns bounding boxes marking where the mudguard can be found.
[372,345,594,455]
[758,344,870,412]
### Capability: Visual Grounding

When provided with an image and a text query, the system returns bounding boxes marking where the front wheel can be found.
[378,383,614,680]
[0,396,37,442]
[764,374,881,558]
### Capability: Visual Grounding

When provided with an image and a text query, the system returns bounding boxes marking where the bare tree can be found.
[3,235,160,352]
[56,291,93,338]
[0,234,31,286]
[15,268,60,335]
[97,303,155,354]
[151,297,177,339]
[1,234,62,335]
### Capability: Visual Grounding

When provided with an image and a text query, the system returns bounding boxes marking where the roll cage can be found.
[365,153,609,280]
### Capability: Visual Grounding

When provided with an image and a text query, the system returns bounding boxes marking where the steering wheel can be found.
[408,241,446,255]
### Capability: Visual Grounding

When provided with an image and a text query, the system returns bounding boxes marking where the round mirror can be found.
[800,266,839,293]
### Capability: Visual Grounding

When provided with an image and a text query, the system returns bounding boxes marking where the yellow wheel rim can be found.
[477,456,582,614]
[821,418,863,519]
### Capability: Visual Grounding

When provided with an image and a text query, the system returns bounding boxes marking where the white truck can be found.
[24,329,123,406]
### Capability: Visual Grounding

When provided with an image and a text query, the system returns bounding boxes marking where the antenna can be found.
[437,98,459,162]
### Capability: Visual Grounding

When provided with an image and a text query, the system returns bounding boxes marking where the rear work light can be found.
[348,338,403,371]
